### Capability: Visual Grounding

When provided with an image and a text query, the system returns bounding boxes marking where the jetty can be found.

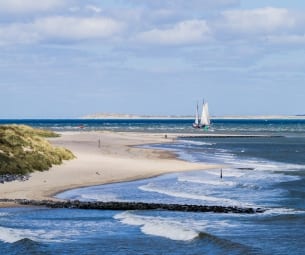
[0,199,265,214]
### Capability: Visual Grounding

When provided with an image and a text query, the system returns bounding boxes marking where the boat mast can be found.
[194,102,199,125]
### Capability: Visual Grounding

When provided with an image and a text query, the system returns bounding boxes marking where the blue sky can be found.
[1,0,305,118]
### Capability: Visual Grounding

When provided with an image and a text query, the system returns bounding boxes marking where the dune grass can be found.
[0,125,75,175]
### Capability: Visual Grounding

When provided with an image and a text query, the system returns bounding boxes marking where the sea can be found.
[0,119,305,255]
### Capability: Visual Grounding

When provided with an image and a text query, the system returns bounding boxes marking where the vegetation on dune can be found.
[0,125,75,175]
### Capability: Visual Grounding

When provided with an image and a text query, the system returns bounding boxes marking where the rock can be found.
[0,174,30,184]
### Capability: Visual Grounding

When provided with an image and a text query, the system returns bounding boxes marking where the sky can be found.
[1,0,305,118]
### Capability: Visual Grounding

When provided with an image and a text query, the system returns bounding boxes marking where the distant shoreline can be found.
[81,114,305,120]
[2,115,305,120]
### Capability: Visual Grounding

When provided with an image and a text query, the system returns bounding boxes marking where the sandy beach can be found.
[0,131,220,204]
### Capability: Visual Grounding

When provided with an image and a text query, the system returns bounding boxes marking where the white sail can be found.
[200,102,210,126]
[193,100,210,128]
[204,102,210,125]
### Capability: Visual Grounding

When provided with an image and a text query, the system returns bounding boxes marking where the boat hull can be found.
[192,123,209,129]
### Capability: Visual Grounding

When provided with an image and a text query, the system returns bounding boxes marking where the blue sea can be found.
[1,119,305,254]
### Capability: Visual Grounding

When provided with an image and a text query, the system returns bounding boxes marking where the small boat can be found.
[193,100,210,129]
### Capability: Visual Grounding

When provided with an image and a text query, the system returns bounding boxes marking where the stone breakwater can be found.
[0,199,265,214]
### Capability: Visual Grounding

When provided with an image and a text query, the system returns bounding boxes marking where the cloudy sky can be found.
[1,0,305,118]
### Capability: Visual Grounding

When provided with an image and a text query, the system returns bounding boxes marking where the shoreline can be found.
[0,131,222,207]
[81,114,305,120]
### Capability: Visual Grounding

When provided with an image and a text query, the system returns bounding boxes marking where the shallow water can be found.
[1,119,305,254]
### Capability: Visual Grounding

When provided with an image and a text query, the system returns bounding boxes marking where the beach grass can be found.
[0,125,75,175]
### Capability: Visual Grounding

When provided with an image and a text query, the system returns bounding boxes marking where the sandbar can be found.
[0,131,221,205]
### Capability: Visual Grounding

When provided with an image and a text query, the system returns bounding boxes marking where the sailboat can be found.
[192,100,210,129]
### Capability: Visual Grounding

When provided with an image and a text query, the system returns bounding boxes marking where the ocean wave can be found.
[175,151,198,163]
[262,207,305,216]
[114,212,199,241]
[203,169,245,178]
[0,212,10,217]
[174,138,305,172]
[180,168,300,189]
[178,176,236,187]
[138,183,249,207]
[214,153,305,172]
[0,226,25,243]
[197,232,255,253]
[0,226,78,243]
[178,140,215,146]
[56,190,119,202]
[141,221,199,241]
[235,183,261,190]
[114,212,243,243]
[78,193,119,202]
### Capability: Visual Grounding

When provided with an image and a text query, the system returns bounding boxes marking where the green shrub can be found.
[0,125,75,175]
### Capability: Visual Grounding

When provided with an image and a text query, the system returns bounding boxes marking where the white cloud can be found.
[36,16,123,40]
[136,20,211,45]
[220,7,297,35]
[123,0,238,10]
[85,5,102,13]
[0,0,66,13]
[0,16,125,44]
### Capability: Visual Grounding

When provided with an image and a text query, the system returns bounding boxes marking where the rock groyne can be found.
[0,199,265,214]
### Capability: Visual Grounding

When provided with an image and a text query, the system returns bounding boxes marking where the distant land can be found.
[82,113,193,119]
[82,113,305,120]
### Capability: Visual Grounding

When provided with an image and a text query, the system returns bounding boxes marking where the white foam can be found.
[204,169,245,178]
[0,226,24,243]
[79,193,119,202]
[139,183,248,207]
[178,176,236,187]
[176,151,198,163]
[57,189,119,202]
[227,156,304,172]
[114,212,199,241]
[178,169,293,192]
[263,207,305,216]
[202,167,300,185]
[141,222,198,241]
[179,140,214,146]
[0,212,10,217]
[0,226,80,243]
[193,143,305,173]
[214,153,235,159]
